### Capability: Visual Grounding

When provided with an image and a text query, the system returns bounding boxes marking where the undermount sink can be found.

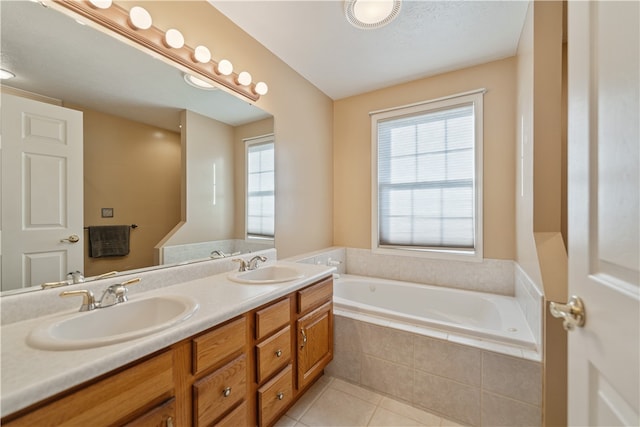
[27,295,199,350]
[228,265,305,284]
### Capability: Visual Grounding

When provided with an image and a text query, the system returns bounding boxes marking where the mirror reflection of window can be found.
[246,136,275,240]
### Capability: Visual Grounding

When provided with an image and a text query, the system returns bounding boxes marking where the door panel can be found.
[567,1,639,425]
[1,94,83,291]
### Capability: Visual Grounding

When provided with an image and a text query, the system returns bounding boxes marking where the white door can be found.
[1,94,83,291]
[567,1,639,425]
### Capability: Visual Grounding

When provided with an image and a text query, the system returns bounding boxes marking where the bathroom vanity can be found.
[0,263,334,427]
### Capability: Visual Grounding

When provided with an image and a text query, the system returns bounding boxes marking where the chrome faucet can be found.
[60,278,141,312]
[210,250,226,259]
[232,256,267,272]
[247,255,267,270]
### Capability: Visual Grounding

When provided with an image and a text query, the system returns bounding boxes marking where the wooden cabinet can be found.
[3,275,333,427]
[3,350,175,427]
[297,302,333,390]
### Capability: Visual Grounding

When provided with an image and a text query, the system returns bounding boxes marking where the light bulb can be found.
[254,82,268,96]
[236,71,252,86]
[164,29,184,49]
[193,45,211,63]
[216,59,233,76]
[353,0,394,24]
[129,6,152,30]
[89,0,112,9]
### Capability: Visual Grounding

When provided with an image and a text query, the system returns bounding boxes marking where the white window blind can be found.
[374,92,482,254]
[247,141,274,238]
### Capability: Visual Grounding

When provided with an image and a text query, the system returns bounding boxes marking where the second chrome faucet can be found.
[233,255,267,272]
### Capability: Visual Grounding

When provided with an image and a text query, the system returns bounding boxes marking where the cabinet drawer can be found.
[193,316,246,375]
[4,350,174,427]
[297,277,333,314]
[213,401,248,427]
[258,365,293,427]
[193,354,247,426]
[256,298,290,341]
[256,326,291,383]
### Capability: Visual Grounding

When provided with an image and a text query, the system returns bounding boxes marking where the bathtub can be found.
[333,274,536,350]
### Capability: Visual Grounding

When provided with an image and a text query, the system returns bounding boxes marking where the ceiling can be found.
[211,0,529,100]
[0,0,270,131]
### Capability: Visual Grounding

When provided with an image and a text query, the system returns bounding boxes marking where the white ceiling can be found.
[211,0,529,100]
[0,1,271,131]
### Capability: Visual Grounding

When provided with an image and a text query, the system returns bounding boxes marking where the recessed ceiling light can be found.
[345,0,401,30]
[183,73,216,90]
[0,69,16,80]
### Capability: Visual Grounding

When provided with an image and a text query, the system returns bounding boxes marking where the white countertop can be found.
[0,261,335,417]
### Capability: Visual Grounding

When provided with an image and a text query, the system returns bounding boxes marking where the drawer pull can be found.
[166,417,174,427]
[300,328,307,349]
[222,386,232,397]
[276,392,284,401]
[275,349,283,358]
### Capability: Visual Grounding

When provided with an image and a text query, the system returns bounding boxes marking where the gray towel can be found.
[88,225,130,257]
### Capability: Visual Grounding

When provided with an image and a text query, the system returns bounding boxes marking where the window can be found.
[371,91,483,260]
[246,136,275,239]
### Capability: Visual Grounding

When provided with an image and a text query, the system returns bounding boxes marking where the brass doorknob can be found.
[549,295,586,331]
[60,234,80,243]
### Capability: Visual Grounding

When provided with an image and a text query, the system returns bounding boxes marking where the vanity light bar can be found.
[51,0,267,101]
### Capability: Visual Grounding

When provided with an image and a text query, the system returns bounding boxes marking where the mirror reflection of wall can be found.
[80,106,182,277]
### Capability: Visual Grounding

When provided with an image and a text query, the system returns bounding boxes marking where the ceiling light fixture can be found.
[0,69,16,80]
[344,0,401,30]
[184,74,216,90]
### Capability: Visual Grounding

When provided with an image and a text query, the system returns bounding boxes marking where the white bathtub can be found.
[333,274,536,350]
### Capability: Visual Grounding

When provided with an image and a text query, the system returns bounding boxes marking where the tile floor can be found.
[275,375,466,427]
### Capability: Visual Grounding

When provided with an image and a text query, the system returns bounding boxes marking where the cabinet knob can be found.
[166,416,174,427]
[300,328,307,349]
[275,349,283,357]
[222,386,232,397]
[276,392,284,401]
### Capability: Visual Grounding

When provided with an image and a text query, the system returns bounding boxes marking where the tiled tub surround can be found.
[326,315,542,426]
[292,247,544,425]
[333,275,537,353]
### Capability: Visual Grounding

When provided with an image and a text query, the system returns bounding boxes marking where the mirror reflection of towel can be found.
[88,225,130,257]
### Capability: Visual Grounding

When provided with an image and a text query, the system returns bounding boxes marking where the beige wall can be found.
[133,1,334,259]
[516,2,568,425]
[159,110,236,248]
[333,58,517,260]
[81,107,181,276]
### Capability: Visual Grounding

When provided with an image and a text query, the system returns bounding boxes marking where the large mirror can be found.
[0,1,274,294]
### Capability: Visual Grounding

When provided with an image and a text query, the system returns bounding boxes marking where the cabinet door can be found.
[124,397,176,427]
[296,302,333,390]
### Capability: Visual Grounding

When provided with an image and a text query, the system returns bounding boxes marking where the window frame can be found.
[245,134,275,241]
[370,90,484,261]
